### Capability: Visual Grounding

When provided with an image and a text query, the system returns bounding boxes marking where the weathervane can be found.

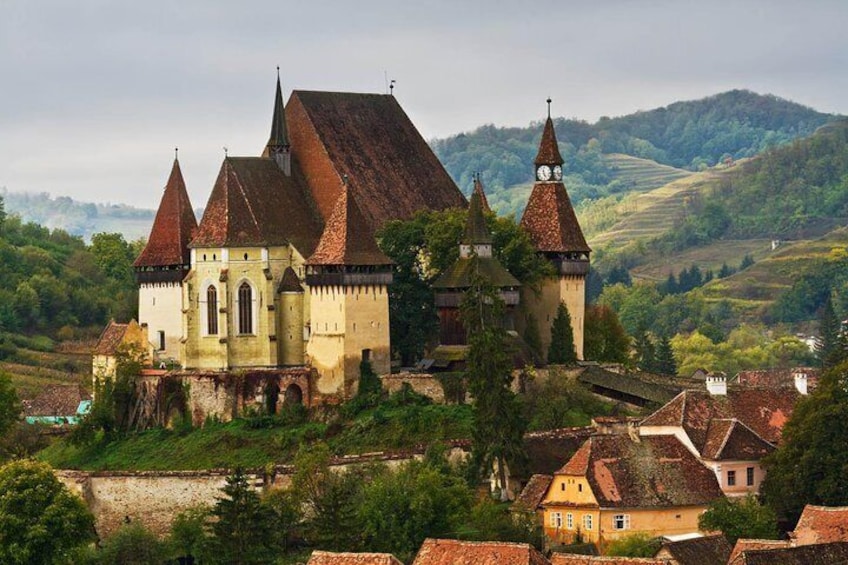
[175,147,179,160]
[389,80,396,96]
[223,146,228,158]
[547,97,552,118]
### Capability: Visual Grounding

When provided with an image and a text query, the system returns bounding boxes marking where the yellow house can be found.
[92,319,152,381]
[540,434,723,552]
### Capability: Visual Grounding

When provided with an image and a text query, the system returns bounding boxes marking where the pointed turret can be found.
[134,157,198,274]
[307,187,391,267]
[534,117,564,167]
[264,69,292,175]
[472,174,492,214]
[462,183,492,251]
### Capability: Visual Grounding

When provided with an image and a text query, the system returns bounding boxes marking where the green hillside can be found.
[604,153,692,192]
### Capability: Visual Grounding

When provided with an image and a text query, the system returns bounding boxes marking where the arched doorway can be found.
[265,381,280,415]
[284,384,303,407]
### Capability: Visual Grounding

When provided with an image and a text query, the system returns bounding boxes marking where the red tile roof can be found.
[790,505,848,545]
[730,541,848,564]
[552,435,723,509]
[191,157,323,255]
[535,117,564,166]
[24,385,90,417]
[520,182,590,253]
[513,474,553,513]
[93,320,129,355]
[134,159,198,268]
[734,368,819,390]
[700,419,775,461]
[412,538,550,565]
[728,539,791,564]
[640,388,799,452]
[308,551,403,565]
[306,188,391,266]
[655,534,732,565]
[288,90,467,230]
[550,555,670,565]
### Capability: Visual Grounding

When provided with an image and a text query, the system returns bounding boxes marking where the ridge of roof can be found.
[306,187,392,266]
[134,158,198,268]
[520,182,590,253]
[534,116,564,166]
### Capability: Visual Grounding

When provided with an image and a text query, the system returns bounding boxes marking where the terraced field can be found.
[603,153,692,193]
[631,239,773,282]
[1,345,90,400]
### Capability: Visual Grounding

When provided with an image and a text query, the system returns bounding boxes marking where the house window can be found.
[566,513,573,530]
[747,467,755,486]
[560,483,565,491]
[549,512,563,528]
[613,514,630,530]
[583,514,593,531]
[578,483,583,492]
[727,470,736,486]
[207,286,218,335]
[157,330,165,351]
[238,282,253,334]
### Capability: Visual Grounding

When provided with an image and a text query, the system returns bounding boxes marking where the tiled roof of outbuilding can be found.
[412,538,550,565]
[191,157,323,255]
[306,188,391,266]
[25,385,90,417]
[134,159,197,268]
[552,435,723,509]
[550,555,670,564]
[790,504,848,545]
[307,550,403,565]
[731,541,848,564]
[727,540,791,564]
[288,90,466,230]
[655,534,732,565]
[521,182,590,253]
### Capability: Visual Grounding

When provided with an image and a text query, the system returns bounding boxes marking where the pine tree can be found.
[718,262,733,278]
[208,468,276,565]
[655,335,678,376]
[635,331,657,372]
[816,295,841,368]
[547,304,577,365]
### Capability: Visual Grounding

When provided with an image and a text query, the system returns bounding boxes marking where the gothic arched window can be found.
[206,285,218,335]
[238,282,253,334]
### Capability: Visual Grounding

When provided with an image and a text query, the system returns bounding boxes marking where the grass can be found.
[630,239,772,282]
[603,153,692,192]
[38,402,474,471]
[0,339,91,399]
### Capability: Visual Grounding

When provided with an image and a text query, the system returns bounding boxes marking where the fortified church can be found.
[114,74,589,422]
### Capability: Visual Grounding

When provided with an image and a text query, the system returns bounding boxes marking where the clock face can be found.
[553,165,563,180]
[537,165,552,181]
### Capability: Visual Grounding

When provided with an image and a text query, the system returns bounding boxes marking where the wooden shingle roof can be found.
[134,159,198,268]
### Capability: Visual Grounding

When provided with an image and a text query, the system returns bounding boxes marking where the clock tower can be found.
[520,101,591,361]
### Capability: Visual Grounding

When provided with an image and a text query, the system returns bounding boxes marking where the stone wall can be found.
[56,446,468,539]
[381,373,446,403]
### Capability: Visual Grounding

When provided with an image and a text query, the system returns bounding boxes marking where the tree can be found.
[523,314,543,359]
[548,304,577,365]
[261,488,303,554]
[0,194,5,232]
[605,532,661,557]
[816,295,841,367]
[762,360,848,524]
[634,331,657,372]
[584,305,630,363]
[168,506,211,565]
[0,372,20,439]
[698,494,779,544]
[460,268,527,501]
[207,468,276,565]
[0,459,96,564]
[740,254,755,270]
[654,335,678,375]
[96,523,168,565]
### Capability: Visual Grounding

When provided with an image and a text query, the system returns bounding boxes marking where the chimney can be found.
[793,370,809,395]
[706,374,727,396]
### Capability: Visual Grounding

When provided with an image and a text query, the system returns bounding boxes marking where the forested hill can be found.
[431,90,837,212]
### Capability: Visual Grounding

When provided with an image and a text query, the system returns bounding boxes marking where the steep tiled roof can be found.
[463,186,492,245]
[432,256,521,290]
[640,388,799,452]
[134,159,198,268]
[728,540,791,564]
[25,385,90,417]
[655,534,731,565]
[534,117,564,166]
[730,541,848,564]
[550,555,670,565]
[700,419,775,461]
[306,188,391,266]
[191,157,323,255]
[412,538,550,565]
[93,320,129,355]
[473,175,492,213]
[277,266,304,293]
[520,182,590,253]
[513,474,553,513]
[308,551,403,565]
[552,435,723,508]
[790,505,848,545]
[287,90,466,230]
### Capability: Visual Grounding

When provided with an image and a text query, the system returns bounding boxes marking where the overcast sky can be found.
[2,0,847,209]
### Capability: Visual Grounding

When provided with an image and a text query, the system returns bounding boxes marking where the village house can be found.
[412,538,550,565]
[539,434,723,550]
[23,384,91,426]
[638,382,799,496]
[91,319,153,380]
[307,551,403,565]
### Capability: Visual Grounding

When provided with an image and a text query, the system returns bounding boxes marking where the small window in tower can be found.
[152,297,156,306]
[213,254,217,261]
[157,331,165,351]
[244,253,248,260]
[203,254,207,261]
[353,323,356,332]
[362,349,371,363]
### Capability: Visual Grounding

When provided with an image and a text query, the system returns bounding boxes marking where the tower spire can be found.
[266,68,292,175]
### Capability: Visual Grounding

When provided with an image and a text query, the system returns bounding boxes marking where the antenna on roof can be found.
[547,97,552,118]
[276,65,280,78]
[389,80,396,96]
[174,147,179,161]
[223,146,228,158]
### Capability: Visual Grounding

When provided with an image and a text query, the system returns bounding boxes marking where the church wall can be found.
[138,282,183,361]
[343,284,391,394]
[278,291,305,365]
[306,285,347,397]
[519,275,585,361]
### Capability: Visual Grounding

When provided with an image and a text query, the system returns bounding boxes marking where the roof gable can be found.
[134,159,198,268]
[287,90,466,230]
[191,158,323,254]
[306,188,391,266]
[520,182,590,253]
[513,474,553,513]
[702,419,775,461]
[93,320,130,355]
